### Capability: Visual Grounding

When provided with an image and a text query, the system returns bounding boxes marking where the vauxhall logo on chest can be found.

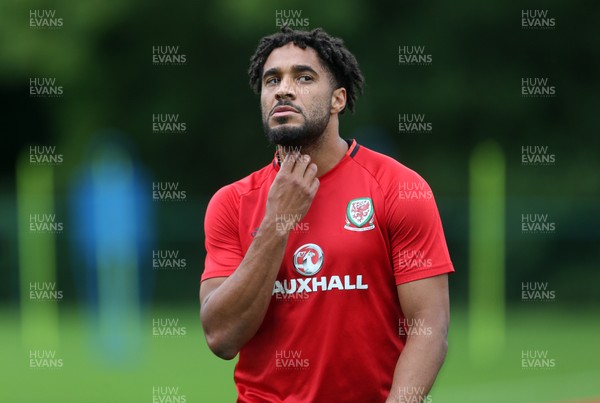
[293,244,324,276]
[272,243,368,296]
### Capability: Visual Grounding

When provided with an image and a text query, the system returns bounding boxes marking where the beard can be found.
[263,100,330,149]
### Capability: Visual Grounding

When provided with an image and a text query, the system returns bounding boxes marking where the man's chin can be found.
[263,114,328,148]
[266,126,310,147]
[269,122,301,133]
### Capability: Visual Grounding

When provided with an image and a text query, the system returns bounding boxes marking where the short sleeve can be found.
[387,169,454,285]
[201,185,244,282]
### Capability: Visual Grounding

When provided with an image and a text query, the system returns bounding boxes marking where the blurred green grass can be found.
[1,305,599,402]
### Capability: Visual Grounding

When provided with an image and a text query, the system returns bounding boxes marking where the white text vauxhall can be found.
[273,275,368,295]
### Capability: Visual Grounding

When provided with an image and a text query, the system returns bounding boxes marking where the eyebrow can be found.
[262,64,320,80]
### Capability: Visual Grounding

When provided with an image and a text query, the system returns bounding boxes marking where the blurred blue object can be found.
[69,132,154,364]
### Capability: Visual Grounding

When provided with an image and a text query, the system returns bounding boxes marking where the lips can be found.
[272,105,299,116]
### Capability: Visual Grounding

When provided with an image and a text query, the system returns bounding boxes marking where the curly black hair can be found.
[248,26,364,114]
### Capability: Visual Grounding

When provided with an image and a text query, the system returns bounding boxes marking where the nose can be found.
[275,77,296,101]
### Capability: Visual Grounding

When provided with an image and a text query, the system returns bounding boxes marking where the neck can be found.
[277,124,348,177]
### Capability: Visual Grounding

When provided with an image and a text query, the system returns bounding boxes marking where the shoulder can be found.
[350,143,428,190]
[205,163,274,226]
[209,164,274,205]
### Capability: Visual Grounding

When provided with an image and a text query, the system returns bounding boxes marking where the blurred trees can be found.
[1,0,598,304]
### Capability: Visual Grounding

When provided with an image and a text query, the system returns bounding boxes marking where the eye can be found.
[298,75,313,83]
[265,77,280,86]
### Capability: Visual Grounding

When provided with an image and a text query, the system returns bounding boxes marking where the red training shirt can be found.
[201,139,454,402]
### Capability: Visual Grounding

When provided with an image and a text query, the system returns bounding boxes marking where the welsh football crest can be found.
[344,197,375,231]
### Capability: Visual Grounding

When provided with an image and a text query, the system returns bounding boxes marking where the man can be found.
[200,27,454,402]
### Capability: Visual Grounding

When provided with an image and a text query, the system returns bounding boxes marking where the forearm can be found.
[201,214,287,358]
[387,321,448,402]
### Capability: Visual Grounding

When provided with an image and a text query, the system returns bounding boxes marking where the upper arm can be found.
[387,168,454,285]
[397,274,449,320]
[200,186,243,312]
[397,274,450,337]
[199,277,226,307]
[202,185,244,281]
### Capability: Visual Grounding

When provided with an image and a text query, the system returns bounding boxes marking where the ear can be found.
[330,87,347,114]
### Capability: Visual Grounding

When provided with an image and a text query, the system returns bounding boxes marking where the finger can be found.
[291,153,311,175]
[309,177,320,196]
[279,152,298,173]
[303,163,318,181]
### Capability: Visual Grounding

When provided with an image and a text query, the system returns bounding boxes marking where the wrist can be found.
[260,213,290,239]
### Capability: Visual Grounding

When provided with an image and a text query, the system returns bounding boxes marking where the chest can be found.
[238,178,391,281]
